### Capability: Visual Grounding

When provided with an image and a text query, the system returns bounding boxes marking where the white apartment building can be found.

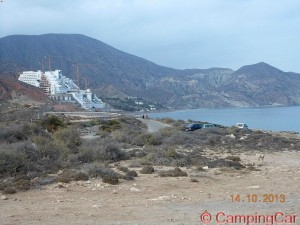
[18,70,42,87]
[43,70,78,95]
[18,69,105,110]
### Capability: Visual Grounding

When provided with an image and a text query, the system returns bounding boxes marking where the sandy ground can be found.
[1,149,299,225]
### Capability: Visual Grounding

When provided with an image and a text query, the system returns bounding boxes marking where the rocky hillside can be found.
[0,75,49,105]
[1,34,300,108]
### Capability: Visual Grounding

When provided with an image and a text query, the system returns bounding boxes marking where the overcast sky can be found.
[1,0,300,72]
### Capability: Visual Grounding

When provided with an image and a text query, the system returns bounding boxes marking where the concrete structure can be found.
[18,71,42,87]
[18,70,105,110]
[43,70,78,95]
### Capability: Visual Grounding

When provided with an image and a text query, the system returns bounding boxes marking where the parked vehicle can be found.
[213,123,225,128]
[236,123,248,129]
[202,123,215,128]
[185,123,202,131]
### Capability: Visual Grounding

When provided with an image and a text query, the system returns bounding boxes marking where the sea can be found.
[149,106,300,133]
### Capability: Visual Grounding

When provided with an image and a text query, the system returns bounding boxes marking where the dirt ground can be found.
[1,150,299,225]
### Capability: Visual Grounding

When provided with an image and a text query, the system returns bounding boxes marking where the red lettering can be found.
[216,212,226,224]
[275,212,284,224]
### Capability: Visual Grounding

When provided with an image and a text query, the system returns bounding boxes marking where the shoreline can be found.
[142,105,300,133]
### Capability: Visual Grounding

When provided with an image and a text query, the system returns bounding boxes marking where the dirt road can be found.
[138,119,171,133]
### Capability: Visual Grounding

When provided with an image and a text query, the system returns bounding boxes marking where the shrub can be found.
[190,178,199,183]
[21,123,49,138]
[158,167,188,177]
[127,149,147,158]
[140,165,155,174]
[31,136,65,161]
[0,125,27,143]
[95,143,128,162]
[225,156,241,162]
[133,133,163,146]
[208,159,245,170]
[164,132,197,146]
[14,179,31,191]
[166,148,178,158]
[117,166,129,173]
[159,127,178,137]
[77,148,94,163]
[99,119,121,132]
[73,171,89,181]
[102,176,119,185]
[54,127,82,154]
[126,170,138,177]
[0,144,27,177]
[86,165,122,179]
[41,115,64,132]
[2,186,17,194]
[57,169,89,183]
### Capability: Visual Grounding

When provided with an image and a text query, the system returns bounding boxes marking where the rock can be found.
[1,195,8,200]
[113,190,118,194]
[129,187,141,192]
[247,185,260,189]
[226,134,236,139]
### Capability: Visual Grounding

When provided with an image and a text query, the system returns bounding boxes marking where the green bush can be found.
[41,115,64,132]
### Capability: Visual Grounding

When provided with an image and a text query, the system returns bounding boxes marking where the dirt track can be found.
[1,150,299,225]
[138,119,171,133]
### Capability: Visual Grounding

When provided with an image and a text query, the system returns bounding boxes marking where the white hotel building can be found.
[18,71,42,87]
[18,70,105,110]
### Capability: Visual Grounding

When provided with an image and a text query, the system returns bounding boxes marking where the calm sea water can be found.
[150,106,300,132]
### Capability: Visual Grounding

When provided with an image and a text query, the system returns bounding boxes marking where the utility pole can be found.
[76,64,80,91]
[48,56,51,71]
[83,77,88,92]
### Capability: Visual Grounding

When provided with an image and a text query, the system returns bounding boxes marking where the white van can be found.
[236,123,248,129]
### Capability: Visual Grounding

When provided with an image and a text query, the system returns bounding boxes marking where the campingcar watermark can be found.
[200,211,297,225]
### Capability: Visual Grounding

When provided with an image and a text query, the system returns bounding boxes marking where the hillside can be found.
[1,34,300,108]
[221,62,300,106]
[0,75,49,104]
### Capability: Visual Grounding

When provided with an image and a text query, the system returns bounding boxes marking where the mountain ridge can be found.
[1,34,300,109]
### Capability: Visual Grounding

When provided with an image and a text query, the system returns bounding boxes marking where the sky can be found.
[1,0,300,72]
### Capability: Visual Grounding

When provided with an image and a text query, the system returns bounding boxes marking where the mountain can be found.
[1,34,300,109]
[220,62,300,106]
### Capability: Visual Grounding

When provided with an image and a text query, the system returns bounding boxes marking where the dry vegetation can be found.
[1,115,300,195]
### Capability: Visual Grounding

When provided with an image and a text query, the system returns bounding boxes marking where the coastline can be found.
[145,105,300,133]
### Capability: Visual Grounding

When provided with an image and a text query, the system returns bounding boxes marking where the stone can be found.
[1,195,8,200]
[129,187,141,192]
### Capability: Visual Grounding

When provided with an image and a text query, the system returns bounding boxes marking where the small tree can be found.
[41,115,64,132]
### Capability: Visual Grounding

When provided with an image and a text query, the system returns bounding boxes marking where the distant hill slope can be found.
[0,75,49,104]
[221,62,300,106]
[1,34,300,108]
